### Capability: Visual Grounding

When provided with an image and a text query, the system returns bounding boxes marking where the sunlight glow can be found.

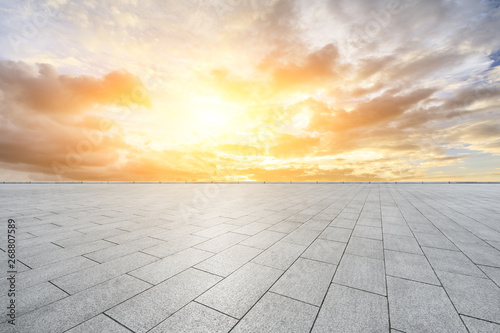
[188,97,240,136]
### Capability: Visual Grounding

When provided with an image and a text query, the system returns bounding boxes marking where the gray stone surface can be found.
[104,226,166,244]
[194,232,249,253]
[52,252,157,294]
[385,250,440,285]
[333,254,386,295]
[232,292,318,333]
[252,240,307,270]
[387,276,468,333]
[330,218,357,229]
[193,223,238,238]
[65,315,131,333]
[301,238,346,264]
[461,315,500,333]
[384,234,422,254]
[240,230,285,250]
[271,258,336,306]
[15,275,150,333]
[352,225,383,240]
[196,262,283,318]
[233,222,272,235]
[479,265,500,286]
[268,221,301,233]
[194,244,262,277]
[13,256,97,289]
[106,268,221,333]
[0,282,68,319]
[423,246,487,277]
[382,223,413,237]
[85,236,163,262]
[312,284,389,333]
[129,247,213,284]
[437,271,500,324]
[148,301,237,333]
[1,183,499,332]
[282,226,321,246]
[413,232,459,251]
[345,236,383,260]
[319,226,352,243]
[143,234,208,258]
[21,240,113,268]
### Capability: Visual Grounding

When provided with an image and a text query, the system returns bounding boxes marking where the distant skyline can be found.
[1,0,499,181]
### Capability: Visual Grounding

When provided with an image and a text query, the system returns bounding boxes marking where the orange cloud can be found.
[308,88,436,132]
[0,61,151,180]
[269,134,321,158]
[0,61,151,115]
[261,43,342,93]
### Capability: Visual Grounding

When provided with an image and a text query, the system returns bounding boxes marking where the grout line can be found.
[267,290,320,308]
[192,300,241,320]
[102,313,136,332]
[48,280,71,296]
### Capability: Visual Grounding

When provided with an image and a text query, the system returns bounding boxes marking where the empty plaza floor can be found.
[1,183,500,332]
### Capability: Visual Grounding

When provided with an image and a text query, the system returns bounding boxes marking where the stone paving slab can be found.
[148,301,237,333]
[106,268,221,333]
[387,276,467,333]
[312,283,389,333]
[385,250,440,285]
[231,292,318,333]
[196,262,283,319]
[1,183,500,332]
[66,314,131,333]
[333,254,387,296]
[270,258,336,306]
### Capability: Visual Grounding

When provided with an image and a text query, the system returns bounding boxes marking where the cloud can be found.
[269,134,321,158]
[308,88,436,132]
[263,43,343,93]
[240,165,382,182]
[0,60,151,179]
[0,61,151,114]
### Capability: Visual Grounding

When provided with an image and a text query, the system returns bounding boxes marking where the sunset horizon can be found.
[1,0,499,181]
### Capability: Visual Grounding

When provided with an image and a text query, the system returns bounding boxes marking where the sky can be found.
[0,0,499,181]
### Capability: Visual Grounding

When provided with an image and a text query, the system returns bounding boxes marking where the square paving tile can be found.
[232,292,318,333]
[437,271,500,324]
[345,236,383,260]
[319,227,352,243]
[301,238,346,264]
[385,250,440,285]
[422,246,487,278]
[196,262,283,318]
[333,254,386,296]
[387,276,467,333]
[312,284,389,333]
[106,268,221,333]
[194,244,262,277]
[148,302,237,333]
[271,258,336,306]
[252,240,307,270]
[384,234,422,254]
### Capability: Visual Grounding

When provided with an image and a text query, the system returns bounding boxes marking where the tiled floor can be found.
[1,183,500,332]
